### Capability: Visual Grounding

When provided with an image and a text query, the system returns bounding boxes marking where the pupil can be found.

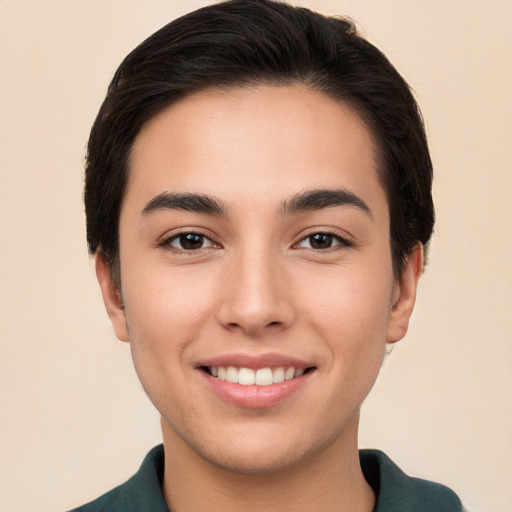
[310,233,332,249]
[180,233,203,250]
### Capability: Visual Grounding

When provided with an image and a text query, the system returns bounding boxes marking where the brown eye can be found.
[309,233,334,249]
[179,233,203,250]
[166,232,216,251]
[296,232,351,251]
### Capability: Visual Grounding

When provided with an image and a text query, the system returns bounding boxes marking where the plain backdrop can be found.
[1,1,511,511]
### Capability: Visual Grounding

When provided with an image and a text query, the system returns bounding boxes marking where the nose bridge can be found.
[217,242,294,334]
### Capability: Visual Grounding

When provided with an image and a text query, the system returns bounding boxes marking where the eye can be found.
[296,232,351,250]
[163,232,218,251]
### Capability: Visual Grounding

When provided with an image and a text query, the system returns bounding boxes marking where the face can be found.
[98,85,420,474]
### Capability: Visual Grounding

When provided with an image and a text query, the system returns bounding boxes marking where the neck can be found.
[161,414,375,512]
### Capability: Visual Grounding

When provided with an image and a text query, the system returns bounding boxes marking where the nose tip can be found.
[216,258,295,336]
[221,303,287,334]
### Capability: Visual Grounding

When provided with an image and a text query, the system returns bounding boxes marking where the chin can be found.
[203,440,312,475]
[188,418,343,476]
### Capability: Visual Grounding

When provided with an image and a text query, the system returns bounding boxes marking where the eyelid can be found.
[293,228,354,250]
[157,228,222,252]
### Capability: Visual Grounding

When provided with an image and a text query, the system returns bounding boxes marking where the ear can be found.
[95,253,129,342]
[386,242,423,344]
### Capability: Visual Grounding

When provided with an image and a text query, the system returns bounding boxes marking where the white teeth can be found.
[238,367,255,385]
[210,366,308,385]
[226,366,238,383]
[273,367,285,383]
[284,367,295,381]
[255,368,273,386]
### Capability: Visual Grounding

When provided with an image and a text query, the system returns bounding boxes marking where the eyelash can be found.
[158,230,353,254]
[158,230,219,254]
[293,231,353,252]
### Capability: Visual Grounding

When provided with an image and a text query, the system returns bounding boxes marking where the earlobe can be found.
[95,253,129,342]
[386,242,423,344]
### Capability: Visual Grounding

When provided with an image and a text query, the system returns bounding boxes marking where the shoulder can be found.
[68,445,169,512]
[360,449,465,512]
[69,480,136,512]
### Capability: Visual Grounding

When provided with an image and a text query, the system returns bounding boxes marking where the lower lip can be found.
[200,370,314,408]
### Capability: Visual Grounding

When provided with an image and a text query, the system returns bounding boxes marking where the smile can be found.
[205,366,310,386]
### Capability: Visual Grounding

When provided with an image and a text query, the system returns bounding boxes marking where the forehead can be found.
[126,85,387,218]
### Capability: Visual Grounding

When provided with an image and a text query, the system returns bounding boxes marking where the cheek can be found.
[303,264,393,334]
[121,264,218,384]
[298,260,394,381]
[124,260,217,333]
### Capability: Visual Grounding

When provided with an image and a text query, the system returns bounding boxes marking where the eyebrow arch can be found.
[141,192,227,217]
[280,188,372,217]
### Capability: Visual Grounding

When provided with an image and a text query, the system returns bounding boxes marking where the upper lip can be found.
[197,352,315,370]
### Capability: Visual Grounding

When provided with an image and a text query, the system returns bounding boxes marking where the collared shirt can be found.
[69,445,465,511]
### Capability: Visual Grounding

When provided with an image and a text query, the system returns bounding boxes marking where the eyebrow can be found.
[141,192,228,217]
[280,188,372,217]
[141,188,372,219]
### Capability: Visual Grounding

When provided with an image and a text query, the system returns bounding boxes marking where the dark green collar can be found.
[360,449,463,511]
[71,445,463,511]
[70,445,169,512]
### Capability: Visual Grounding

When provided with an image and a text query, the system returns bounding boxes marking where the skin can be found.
[97,85,422,512]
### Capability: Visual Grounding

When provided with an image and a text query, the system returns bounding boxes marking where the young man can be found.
[72,0,465,510]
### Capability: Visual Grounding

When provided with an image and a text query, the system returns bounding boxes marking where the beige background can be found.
[1,1,511,511]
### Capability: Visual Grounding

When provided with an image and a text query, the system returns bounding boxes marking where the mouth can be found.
[201,365,315,386]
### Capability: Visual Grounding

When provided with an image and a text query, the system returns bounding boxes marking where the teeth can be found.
[273,367,285,383]
[209,366,308,386]
[226,366,238,383]
[255,368,273,386]
[284,367,295,381]
[239,367,255,385]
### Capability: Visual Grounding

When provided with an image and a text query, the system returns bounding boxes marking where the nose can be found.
[216,248,296,336]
